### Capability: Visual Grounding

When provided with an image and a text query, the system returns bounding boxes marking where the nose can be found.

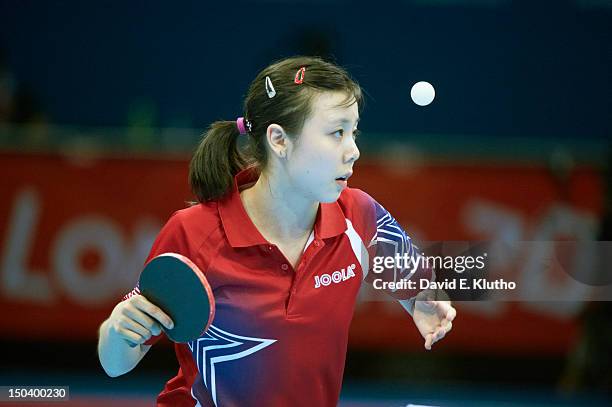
[343,136,360,164]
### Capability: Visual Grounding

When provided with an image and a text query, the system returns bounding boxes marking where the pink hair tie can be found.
[236,117,248,135]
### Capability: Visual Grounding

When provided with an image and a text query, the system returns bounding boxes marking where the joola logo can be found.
[314,264,356,288]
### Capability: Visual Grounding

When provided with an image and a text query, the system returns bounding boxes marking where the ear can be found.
[266,124,291,159]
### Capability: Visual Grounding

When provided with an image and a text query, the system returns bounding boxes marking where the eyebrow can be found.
[329,117,360,125]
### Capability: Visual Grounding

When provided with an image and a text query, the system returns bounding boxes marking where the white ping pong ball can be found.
[410,81,435,106]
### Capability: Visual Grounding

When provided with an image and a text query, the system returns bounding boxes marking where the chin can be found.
[302,182,342,203]
[319,189,342,203]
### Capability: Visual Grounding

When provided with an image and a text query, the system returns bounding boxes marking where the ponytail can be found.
[189,121,250,202]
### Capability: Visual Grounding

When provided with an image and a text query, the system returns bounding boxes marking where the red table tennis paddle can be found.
[137,252,215,343]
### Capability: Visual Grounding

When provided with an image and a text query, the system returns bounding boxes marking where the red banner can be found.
[0,152,603,354]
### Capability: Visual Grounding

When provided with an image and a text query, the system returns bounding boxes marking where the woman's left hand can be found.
[412,291,456,350]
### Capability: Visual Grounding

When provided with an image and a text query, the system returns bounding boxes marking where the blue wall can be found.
[0,0,610,139]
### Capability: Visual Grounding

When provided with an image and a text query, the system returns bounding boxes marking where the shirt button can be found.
[268,246,273,251]
[314,241,320,247]
[281,263,289,271]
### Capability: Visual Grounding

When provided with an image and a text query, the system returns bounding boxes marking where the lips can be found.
[335,171,352,191]
[335,171,353,181]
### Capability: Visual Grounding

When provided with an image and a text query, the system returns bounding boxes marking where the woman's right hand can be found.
[107,294,174,347]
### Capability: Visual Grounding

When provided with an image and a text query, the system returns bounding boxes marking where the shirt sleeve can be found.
[363,197,435,307]
[121,210,190,345]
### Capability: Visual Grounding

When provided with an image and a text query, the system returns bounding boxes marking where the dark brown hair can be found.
[189,56,362,202]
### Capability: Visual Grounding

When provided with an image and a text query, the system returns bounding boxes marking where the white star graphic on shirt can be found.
[188,324,276,406]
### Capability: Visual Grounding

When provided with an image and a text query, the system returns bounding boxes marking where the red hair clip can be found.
[294,67,306,84]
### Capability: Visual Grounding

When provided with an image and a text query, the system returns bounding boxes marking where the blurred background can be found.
[0,0,610,406]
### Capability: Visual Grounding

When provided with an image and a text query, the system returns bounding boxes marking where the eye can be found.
[352,129,360,140]
[332,129,344,138]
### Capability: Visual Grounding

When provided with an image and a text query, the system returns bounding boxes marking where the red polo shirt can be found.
[123,167,431,406]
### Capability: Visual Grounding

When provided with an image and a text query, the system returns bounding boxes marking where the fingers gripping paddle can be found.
[138,253,215,343]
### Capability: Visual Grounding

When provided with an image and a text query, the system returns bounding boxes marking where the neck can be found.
[240,171,318,242]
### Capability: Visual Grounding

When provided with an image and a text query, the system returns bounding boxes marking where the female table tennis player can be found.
[98,56,456,406]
